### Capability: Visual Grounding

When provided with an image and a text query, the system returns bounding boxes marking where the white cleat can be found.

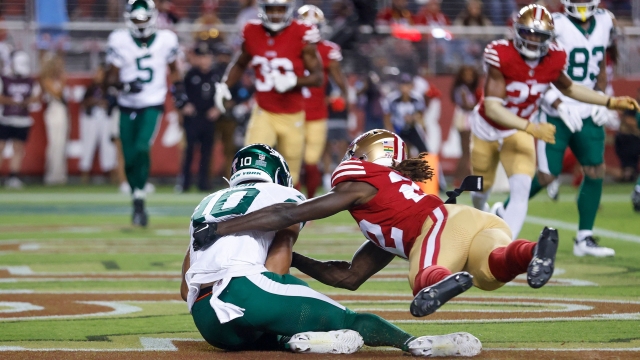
[407,332,482,357]
[5,177,23,189]
[490,202,505,218]
[288,329,364,354]
[573,236,615,257]
[546,178,560,201]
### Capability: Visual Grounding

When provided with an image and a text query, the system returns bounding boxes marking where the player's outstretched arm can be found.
[222,43,252,89]
[553,72,640,111]
[328,59,348,101]
[265,224,301,275]
[483,66,556,143]
[295,43,323,88]
[292,241,395,291]
[216,181,376,236]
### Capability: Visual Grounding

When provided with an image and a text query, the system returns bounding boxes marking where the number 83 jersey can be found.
[243,20,319,114]
[106,29,179,109]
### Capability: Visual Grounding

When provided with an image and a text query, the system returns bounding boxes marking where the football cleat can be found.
[490,202,505,218]
[573,236,615,257]
[527,227,559,289]
[407,332,482,357]
[632,187,640,212]
[5,177,24,189]
[410,272,474,317]
[546,178,560,201]
[132,199,148,227]
[287,330,363,354]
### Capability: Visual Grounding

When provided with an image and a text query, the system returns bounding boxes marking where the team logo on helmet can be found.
[229,144,292,187]
[513,4,555,59]
[343,129,407,167]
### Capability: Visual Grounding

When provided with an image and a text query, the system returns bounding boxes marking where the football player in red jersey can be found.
[196,129,561,317]
[298,5,349,198]
[214,0,323,185]
[469,4,637,239]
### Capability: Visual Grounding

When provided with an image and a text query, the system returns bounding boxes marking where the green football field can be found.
[0,183,639,359]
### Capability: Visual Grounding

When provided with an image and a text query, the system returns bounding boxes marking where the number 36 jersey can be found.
[474,39,567,137]
[331,160,444,259]
[106,29,179,109]
[243,20,319,114]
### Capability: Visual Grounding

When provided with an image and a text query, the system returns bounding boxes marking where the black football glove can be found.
[192,222,221,251]
[123,79,144,94]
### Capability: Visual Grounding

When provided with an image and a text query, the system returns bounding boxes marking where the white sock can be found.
[133,188,146,200]
[635,185,640,192]
[503,174,531,240]
[471,191,490,211]
[576,230,593,242]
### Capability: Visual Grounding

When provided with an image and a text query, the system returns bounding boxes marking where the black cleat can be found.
[132,199,148,227]
[410,271,474,317]
[527,227,558,289]
[632,189,640,213]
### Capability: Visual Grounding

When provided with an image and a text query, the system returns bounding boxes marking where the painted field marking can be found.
[0,301,142,322]
[0,302,43,313]
[0,266,33,275]
[347,300,593,313]
[526,215,640,243]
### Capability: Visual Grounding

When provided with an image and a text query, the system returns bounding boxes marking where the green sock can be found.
[577,176,603,230]
[504,174,544,208]
[346,312,414,350]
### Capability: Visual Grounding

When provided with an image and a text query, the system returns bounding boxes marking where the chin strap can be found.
[445,176,484,204]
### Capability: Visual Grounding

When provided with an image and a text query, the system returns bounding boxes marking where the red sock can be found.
[304,164,322,198]
[413,265,452,296]
[488,240,536,283]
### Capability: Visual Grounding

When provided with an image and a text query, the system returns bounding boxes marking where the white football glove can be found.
[591,104,610,126]
[273,71,297,93]
[214,82,232,112]
[556,102,583,133]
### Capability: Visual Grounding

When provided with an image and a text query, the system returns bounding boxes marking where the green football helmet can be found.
[229,144,292,187]
[124,0,158,39]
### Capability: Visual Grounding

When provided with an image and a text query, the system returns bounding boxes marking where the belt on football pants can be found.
[196,286,213,302]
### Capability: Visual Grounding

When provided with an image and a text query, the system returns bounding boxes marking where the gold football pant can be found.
[408,204,512,291]
[304,119,328,165]
[245,106,305,184]
[470,130,536,190]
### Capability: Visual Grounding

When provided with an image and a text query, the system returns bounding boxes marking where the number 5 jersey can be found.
[106,29,180,109]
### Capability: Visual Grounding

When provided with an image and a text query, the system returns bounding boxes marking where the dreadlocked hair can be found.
[391,152,434,183]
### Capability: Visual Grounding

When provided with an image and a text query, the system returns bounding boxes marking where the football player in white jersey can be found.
[498,1,616,257]
[180,143,482,356]
[105,0,181,227]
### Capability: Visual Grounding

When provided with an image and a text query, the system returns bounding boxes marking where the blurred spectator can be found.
[40,53,69,185]
[0,17,12,76]
[79,64,117,184]
[357,71,385,131]
[0,51,41,189]
[450,65,480,187]
[329,0,359,51]
[157,0,181,30]
[377,0,415,25]
[35,0,70,56]
[454,0,492,26]
[107,0,124,21]
[382,73,428,153]
[541,0,564,13]
[194,0,224,44]
[483,0,516,25]
[322,80,351,192]
[414,0,451,26]
[177,42,222,192]
[236,0,259,31]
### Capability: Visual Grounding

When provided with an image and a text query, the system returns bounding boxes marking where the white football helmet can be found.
[513,4,555,59]
[562,0,600,22]
[11,51,30,77]
[297,4,326,27]
[257,0,295,32]
[124,0,158,39]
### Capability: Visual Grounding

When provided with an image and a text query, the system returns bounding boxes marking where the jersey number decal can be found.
[567,46,605,82]
[136,54,154,83]
[505,82,549,118]
[359,220,406,258]
[192,188,261,222]
[252,56,295,92]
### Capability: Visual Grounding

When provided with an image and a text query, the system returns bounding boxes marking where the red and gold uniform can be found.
[303,40,342,166]
[470,39,567,189]
[242,19,320,184]
[331,159,513,292]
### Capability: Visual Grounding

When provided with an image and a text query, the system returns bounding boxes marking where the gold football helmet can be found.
[257,0,295,32]
[513,4,555,59]
[297,4,325,26]
[342,129,408,167]
[562,0,600,22]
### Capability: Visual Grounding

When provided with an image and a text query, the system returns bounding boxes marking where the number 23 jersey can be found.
[106,29,179,109]
[331,160,444,259]
[243,20,319,114]
[475,39,567,134]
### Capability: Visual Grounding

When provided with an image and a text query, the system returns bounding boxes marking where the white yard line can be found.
[526,215,640,243]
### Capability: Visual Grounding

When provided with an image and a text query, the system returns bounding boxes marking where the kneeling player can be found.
[181,143,481,356]
[199,130,560,317]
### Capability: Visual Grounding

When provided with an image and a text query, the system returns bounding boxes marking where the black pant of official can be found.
[181,116,215,191]
[399,126,428,153]
[615,133,640,182]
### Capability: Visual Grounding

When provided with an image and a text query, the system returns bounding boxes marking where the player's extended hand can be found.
[556,102,583,133]
[591,105,610,127]
[607,96,640,112]
[525,122,556,144]
[214,82,232,112]
[273,71,297,93]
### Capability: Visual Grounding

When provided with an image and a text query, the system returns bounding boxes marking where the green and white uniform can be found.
[186,182,414,351]
[106,28,179,194]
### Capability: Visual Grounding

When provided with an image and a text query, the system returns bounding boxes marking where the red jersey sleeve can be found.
[331,160,368,187]
[483,39,509,70]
